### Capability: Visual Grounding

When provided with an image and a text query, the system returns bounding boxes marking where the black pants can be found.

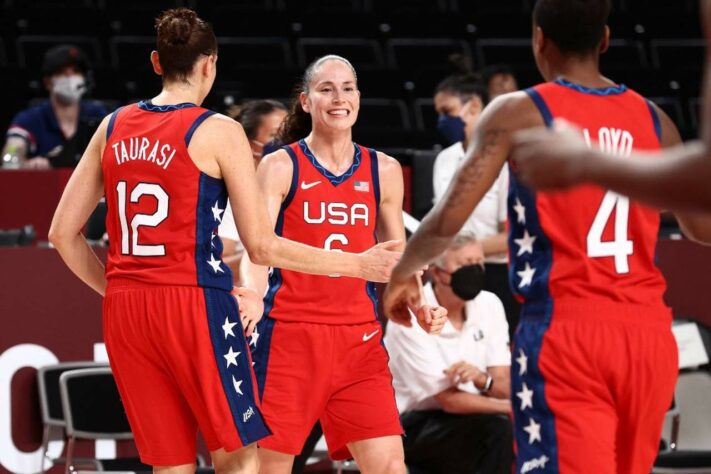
[484,262,521,341]
[401,410,514,474]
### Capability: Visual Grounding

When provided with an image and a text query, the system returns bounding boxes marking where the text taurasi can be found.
[112,137,177,170]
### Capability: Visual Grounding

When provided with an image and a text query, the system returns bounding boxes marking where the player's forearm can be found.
[584,142,711,211]
[436,388,511,415]
[49,232,106,296]
[239,251,269,296]
[391,208,456,279]
[260,235,363,279]
[480,232,508,256]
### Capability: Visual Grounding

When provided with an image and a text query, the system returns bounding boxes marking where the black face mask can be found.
[449,264,486,301]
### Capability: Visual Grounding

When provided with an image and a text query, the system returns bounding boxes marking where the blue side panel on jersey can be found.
[185,110,216,147]
[507,171,559,473]
[282,145,300,210]
[202,287,271,444]
[368,147,381,206]
[646,100,663,145]
[251,316,276,400]
[106,106,125,141]
[525,88,553,128]
[365,147,381,320]
[195,173,234,290]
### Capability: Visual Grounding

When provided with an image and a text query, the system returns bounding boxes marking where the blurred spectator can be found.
[2,44,108,169]
[481,64,519,100]
[385,234,513,474]
[218,99,287,281]
[433,71,521,339]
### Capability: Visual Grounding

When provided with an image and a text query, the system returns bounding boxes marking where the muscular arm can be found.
[376,152,406,246]
[392,93,541,279]
[48,116,110,295]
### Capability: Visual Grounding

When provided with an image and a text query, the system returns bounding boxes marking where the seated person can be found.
[3,44,108,169]
[385,233,513,474]
[480,63,519,100]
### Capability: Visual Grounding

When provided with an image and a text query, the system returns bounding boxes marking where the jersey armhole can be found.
[279,145,300,223]
[645,100,663,145]
[106,106,126,141]
[524,88,553,128]
[368,147,381,207]
[184,110,217,147]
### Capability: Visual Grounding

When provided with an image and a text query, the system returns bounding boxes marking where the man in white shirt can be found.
[432,73,520,339]
[385,233,513,474]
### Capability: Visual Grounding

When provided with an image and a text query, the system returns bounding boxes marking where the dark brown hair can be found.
[279,55,357,144]
[533,0,611,54]
[155,8,217,83]
[234,99,287,140]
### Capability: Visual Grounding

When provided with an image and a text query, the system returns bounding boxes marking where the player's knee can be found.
[381,457,407,474]
[213,449,259,474]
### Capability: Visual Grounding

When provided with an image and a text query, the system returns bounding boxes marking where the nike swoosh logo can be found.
[362,329,379,342]
[300,180,321,190]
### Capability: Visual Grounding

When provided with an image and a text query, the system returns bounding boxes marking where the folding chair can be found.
[37,362,108,473]
[59,367,148,473]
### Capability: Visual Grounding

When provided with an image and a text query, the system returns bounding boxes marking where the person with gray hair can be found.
[385,232,513,473]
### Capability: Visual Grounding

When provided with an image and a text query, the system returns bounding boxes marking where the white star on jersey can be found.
[514,230,537,256]
[516,349,528,376]
[232,376,244,396]
[517,382,534,410]
[207,254,224,273]
[222,316,237,339]
[514,197,526,224]
[211,201,225,222]
[211,233,217,248]
[224,346,240,368]
[524,418,542,444]
[517,262,536,288]
[250,326,260,347]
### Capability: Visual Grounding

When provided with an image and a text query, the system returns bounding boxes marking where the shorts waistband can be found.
[106,278,231,295]
[522,299,672,327]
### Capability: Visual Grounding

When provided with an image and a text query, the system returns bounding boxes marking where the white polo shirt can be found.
[432,142,509,263]
[384,282,510,413]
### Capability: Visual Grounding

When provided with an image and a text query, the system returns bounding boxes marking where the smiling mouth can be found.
[328,109,350,116]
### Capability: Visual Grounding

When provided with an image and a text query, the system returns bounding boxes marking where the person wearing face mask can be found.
[2,44,108,169]
[432,70,521,340]
[218,99,288,281]
[384,232,513,474]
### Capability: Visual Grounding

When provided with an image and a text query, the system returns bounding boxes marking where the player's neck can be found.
[304,131,354,172]
[546,55,615,90]
[152,84,202,107]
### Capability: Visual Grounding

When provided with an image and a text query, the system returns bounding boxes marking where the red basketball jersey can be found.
[102,101,233,291]
[509,79,668,316]
[264,140,380,325]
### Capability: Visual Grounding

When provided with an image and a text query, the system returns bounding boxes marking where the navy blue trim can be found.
[554,78,627,96]
[137,100,197,112]
[525,89,554,128]
[106,106,124,141]
[298,139,361,186]
[252,316,276,400]
[282,145,300,210]
[646,100,663,144]
[368,147,381,207]
[185,110,216,147]
[203,288,271,444]
[195,173,233,290]
[365,146,381,320]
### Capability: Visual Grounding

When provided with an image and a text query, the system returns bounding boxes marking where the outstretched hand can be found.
[359,239,403,283]
[511,119,590,190]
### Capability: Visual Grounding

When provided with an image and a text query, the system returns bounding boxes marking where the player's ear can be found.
[150,51,163,76]
[300,91,310,113]
[533,26,546,55]
[599,26,611,55]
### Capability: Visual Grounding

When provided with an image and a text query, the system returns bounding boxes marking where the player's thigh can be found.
[347,436,406,474]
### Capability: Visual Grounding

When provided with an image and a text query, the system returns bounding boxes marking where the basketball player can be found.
[241,55,446,474]
[509,0,711,214]
[384,1,701,472]
[48,10,401,474]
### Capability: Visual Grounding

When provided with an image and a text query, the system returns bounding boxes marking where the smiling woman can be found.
[241,55,446,474]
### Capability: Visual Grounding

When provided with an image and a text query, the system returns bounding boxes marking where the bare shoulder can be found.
[200,113,246,137]
[258,148,293,175]
[376,151,403,178]
[482,91,544,130]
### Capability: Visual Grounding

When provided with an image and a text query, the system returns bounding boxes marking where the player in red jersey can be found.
[48,10,401,474]
[384,1,711,473]
[240,55,447,474]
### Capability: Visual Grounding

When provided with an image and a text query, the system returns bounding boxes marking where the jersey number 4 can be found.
[116,181,168,256]
[586,191,633,274]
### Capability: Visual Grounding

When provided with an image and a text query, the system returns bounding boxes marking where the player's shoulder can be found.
[482,90,544,130]
[374,150,402,174]
[258,147,293,174]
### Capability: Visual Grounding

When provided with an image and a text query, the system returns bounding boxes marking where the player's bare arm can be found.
[194,116,401,282]
[383,92,543,323]
[48,114,111,296]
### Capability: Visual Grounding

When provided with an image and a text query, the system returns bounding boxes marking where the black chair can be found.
[651,39,705,74]
[649,97,686,134]
[0,225,36,246]
[16,35,103,71]
[475,38,533,69]
[355,98,411,131]
[296,38,385,69]
[59,367,149,474]
[386,38,472,73]
[37,362,109,473]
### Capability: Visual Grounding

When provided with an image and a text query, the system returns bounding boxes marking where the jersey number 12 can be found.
[116,181,168,256]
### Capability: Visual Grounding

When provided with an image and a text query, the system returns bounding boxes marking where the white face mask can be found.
[52,75,86,104]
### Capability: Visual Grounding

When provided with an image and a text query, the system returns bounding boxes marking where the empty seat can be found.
[109,35,154,71]
[216,37,294,72]
[16,35,103,70]
[412,97,435,132]
[0,38,6,67]
[296,38,384,69]
[651,39,705,73]
[649,96,686,132]
[475,38,533,69]
[688,97,701,132]
[354,98,411,131]
[386,38,472,73]
[603,39,648,69]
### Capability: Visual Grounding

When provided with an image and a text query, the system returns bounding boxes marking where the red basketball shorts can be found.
[103,283,270,466]
[251,317,403,460]
[512,301,678,474]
